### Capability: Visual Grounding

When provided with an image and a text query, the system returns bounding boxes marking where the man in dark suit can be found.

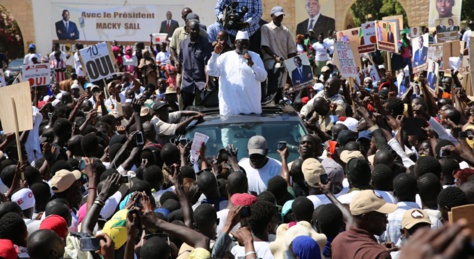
[296,0,335,37]
[159,11,180,39]
[291,56,313,85]
[413,36,428,67]
[55,10,79,40]
[427,62,437,90]
[436,20,447,32]
[447,18,459,31]
[386,25,394,43]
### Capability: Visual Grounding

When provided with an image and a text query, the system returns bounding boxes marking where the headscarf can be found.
[291,235,321,259]
[125,46,133,59]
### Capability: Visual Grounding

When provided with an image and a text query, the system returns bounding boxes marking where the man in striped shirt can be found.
[50,51,66,83]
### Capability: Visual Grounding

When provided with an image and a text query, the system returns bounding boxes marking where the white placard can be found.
[21,64,51,87]
[79,42,116,82]
[190,132,210,164]
[334,41,358,78]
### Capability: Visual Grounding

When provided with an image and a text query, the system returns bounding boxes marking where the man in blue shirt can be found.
[179,20,212,108]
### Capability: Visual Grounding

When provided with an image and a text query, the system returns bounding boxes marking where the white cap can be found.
[11,188,36,210]
[313,83,324,92]
[378,65,386,69]
[236,30,249,40]
[336,117,358,132]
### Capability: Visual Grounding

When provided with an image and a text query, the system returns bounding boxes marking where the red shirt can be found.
[331,227,391,259]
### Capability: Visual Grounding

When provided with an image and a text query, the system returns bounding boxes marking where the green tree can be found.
[462,0,474,22]
[350,0,408,27]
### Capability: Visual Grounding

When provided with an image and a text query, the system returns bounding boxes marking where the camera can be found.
[222,2,248,30]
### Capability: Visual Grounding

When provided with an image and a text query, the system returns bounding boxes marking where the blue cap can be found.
[28,44,36,49]
[281,199,294,219]
[358,130,372,141]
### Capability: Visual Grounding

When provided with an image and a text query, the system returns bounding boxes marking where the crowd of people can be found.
[1,1,474,258]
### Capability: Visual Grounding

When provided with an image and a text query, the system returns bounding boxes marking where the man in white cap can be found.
[260,6,296,103]
[332,190,398,258]
[207,30,267,116]
[238,135,281,194]
[12,188,36,219]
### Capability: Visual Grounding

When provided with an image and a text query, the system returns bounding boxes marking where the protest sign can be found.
[151,33,168,44]
[436,17,460,43]
[412,34,429,73]
[443,40,461,71]
[0,82,33,173]
[21,64,51,87]
[426,60,439,91]
[375,20,399,53]
[79,41,117,82]
[410,27,422,38]
[428,0,462,27]
[427,44,444,66]
[469,37,474,95]
[334,41,358,79]
[285,54,314,89]
[382,15,403,38]
[358,22,377,53]
[337,28,360,42]
[462,56,470,75]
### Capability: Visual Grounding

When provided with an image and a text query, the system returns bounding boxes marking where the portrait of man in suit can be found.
[338,32,349,42]
[386,24,395,43]
[291,56,313,86]
[159,11,180,39]
[55,10,79,40]
[427,61,438,90]
[296,0,335,37]
[436,20,447,32]
[413,36,428,67]
[447,18,459,31]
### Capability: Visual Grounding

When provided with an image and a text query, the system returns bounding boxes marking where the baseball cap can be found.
[336,130,357,147]
[40,215,68,238]
[313,83,324,92]
[102,209,129,250]
[151,100,169,111]
[281,199,294,218]
[50,169,82,193]
[11,188,35,210]
[28,43,36,49]
[321,66,330,73]
[321,158,344,183]
[230,193,257,206]
[271,6,285,16]
[301,158,326,188]
[350,190,397,216]
[165,86,177,95]
[186,13,199,21]
[140,106,151,117]
[248,135,267,155]
[0,239,16,259]
[301,96,309,104]
[336,117,358,132]
[90,84,100,92]
[402,209,431,230]
[339,150,365,164]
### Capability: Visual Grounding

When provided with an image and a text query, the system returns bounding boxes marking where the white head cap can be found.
[236,30,249,41]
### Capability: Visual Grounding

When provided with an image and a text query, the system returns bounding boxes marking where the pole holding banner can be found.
[11,98,24,181]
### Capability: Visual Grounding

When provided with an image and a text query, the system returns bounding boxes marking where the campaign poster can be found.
[410,27,422,38]
[412,34,429,72]
[21,64,51,87]
[428,0,462,27]
[375,20,399,53]
[79,42,117,82]
[358,22,377,53]
[334,41,358,79]
[295,0,335,37]
[285,54,314,89]
[382,15,403,39]
[426,59,439,91]
[436,16,460,43]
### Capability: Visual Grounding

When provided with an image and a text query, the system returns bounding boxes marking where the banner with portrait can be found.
[428,0,462,27]
[51,3,182,42]
[358,22,377,53]
[410,27,422,38]
[285,54,314,89]
[382,15,403,39]
[294,0,336,37]
[426,59,439,91]
[436,16,460,43]
[412,34,429,73]
[375,20,399,53]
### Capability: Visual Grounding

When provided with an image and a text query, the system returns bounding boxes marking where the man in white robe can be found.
[206,31,267,116]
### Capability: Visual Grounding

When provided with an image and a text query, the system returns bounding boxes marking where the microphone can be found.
[241,49,248,55]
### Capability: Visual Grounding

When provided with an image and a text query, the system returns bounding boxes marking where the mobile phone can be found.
[239,206,252,218]
[79,160,86,170]
[135,132,144,145]
[179,136,188,145]
[439,149,451,158]
[48,112,53,118]
[320,174,329,184]
[460,130,474,139]
[277,141,287,150]
[120,175,129,183]
[80,237,101,251]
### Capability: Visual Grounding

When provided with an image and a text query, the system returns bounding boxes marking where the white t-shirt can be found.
[24,218,41,235]
[311,42,330,61]
[307,187,349,209]
[74,52,84,77]
[239,157,282,195]
[23,53,41,65]
[231,241,274,259]
[462,29,472,49]
[324,38,335,55]
[338,190,396,205]
[156,51,171,65]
